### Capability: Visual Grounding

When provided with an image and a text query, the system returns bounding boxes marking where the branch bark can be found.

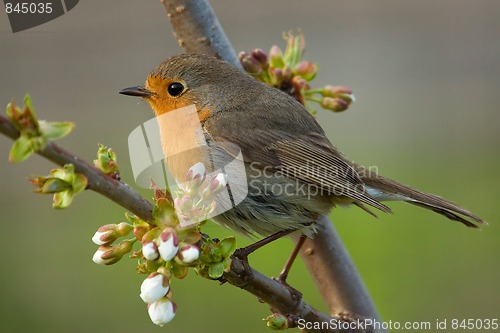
[161,0,385,330]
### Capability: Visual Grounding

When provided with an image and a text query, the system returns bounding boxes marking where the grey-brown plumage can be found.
[126,53,486,237]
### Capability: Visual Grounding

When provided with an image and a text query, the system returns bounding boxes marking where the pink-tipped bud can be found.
[178,195,193,212]
[158,229,179,262]
[140,273,170,303]
[202,173,228,200]
[251,48,269,69]
[91,222,132,246]
[292,76,308,91]
[142,241,159,261]
[133,225,148,241]
[186,162,206,183]
[293,60,318,81]
[322,85,355,103]
[147,298,176,327]
[240,54,263,75]
[92,246,115,265]
[178,244,200,263]
[322,85,352,96]
[321,97,349,112]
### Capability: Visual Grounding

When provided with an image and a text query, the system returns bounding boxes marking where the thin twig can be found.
[0,114,154,221]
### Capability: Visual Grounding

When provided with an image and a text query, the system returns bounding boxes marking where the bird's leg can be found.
[276,234,307,285]
[234,229,295,260]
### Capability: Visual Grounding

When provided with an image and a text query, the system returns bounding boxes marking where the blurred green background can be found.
[1,1,499,332]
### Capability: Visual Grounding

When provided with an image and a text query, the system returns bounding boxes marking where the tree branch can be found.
[0,114,154,221]
[161,0,385,330]
[161,0,241,69]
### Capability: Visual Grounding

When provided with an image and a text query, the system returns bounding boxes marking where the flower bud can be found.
[269,45,285,68]
[186,162,206,183]
[140,273,170,303]
[92,246,115,265]
[133,225,148,241]
[264,313,289,330]
[251,48,269,69]
[148,298,176,327]
[142,241,159,261]
[240,55,263,75]
[293,60,318,81]
[178,244,200,263]
[320,97,349,112]
[322,85,355,103]
[176,195,193,212]
[92,222,132,245]
[94,144,118,175]
[322,85,351,96]
[201,173,228,200]
[92,239,135,265]
[292,76,307,92]
[141,227,161,244]
[158,229,179,262]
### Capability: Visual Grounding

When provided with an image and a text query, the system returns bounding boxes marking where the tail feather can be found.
[354,165,486,228]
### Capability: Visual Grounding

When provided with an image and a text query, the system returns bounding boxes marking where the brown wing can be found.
[203,109,391,214]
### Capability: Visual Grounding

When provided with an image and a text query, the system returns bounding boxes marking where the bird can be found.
[120,53,485,243]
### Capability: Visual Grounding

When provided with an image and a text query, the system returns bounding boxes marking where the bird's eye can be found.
[167,82,185,97]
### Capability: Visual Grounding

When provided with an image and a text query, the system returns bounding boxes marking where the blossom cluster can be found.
[238,32,355,114]
[90,162,234,327]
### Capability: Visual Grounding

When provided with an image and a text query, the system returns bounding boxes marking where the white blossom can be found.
[140,273,169,303]
[179,245,199,263]
[158,230,178,262]
[142,242,159,261]
[148,298,176,327]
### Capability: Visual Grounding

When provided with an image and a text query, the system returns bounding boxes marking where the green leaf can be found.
[222,257,232,271]
[23,94,35,117]
[39,121,75,140]
[72,174,88,194]
[40,178,71,193]
[51,164,74,183]
[53,191,74,209]
[219,237,236,258]
[9,136,35,163]
[208,262,225,279]
[6,102,18,124]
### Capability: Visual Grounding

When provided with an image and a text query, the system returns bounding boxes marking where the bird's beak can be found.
[119,86,152,98]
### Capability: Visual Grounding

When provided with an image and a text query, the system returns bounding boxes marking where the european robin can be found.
[120,53,485,239]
